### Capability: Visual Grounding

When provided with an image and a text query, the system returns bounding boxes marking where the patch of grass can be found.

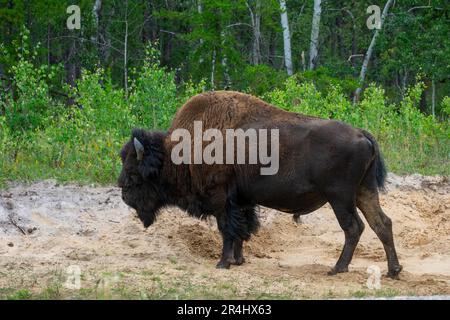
[37,283,62,299]
[73,288,96,300]
[349,288,402,299]
[6,289,33,300]
[251,292,295,300]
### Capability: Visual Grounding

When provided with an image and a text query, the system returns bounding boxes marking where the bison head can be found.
[118,128,167,227]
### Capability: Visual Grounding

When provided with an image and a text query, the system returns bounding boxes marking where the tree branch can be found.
[408,6,432,13]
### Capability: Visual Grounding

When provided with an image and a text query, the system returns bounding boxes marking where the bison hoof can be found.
[216,260,232,269]
[233,257,245,266]
[387,265,403,279]
[327,266,348,276]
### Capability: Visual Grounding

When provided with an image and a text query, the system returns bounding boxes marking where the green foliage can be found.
[265,77,449,175]
[0,38,448,187]
[6,289,32,300]
[129,45,178,129]
[235,64,287,96]
[295,67,359,98]
[1,29,55,132]
[0,46,182,186]
[441,96,450,116]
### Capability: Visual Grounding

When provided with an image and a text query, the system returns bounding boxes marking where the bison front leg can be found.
[233,239,245,265]
[216,233,247,268]
[216,213,236,269]
[215,196,253,268]
[215,193,258,269]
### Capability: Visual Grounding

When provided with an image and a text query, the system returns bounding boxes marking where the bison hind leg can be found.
[326,193,365,276]
[357,187,402,279]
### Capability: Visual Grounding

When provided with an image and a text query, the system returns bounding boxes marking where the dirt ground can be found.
[0,173,449,299]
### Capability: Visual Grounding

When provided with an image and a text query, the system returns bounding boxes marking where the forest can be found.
[0,0,449,186]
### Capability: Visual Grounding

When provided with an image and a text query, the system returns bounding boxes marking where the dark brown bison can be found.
[118,91,402,278]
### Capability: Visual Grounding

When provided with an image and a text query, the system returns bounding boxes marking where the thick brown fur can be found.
[118,91,402,277]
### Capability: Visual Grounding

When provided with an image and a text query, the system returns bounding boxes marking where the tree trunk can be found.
[268,31,277,67]
[92,0,102,41]
[197,0,204,64]
[279,0,293,75]
[92,0,103,63]
[211,49,216,89]
[220,31,232,89]
[64,39,78,106]
[123,0,129,98]
[143,0,157,43]
[247,0,261,65]
[353,0,394,103]
[308,0,321,70]
[431,78,436,117]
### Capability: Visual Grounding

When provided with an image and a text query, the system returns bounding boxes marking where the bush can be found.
[129,45,178,129]
[234,64,287,96]
[0,31,56,132]
[0,45,182,186]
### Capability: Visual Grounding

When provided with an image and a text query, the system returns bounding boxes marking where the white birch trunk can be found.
[197,0,204,64]
[92,0,102,34]
[247,0,261,65]
[220,30,232,88]
[123,0,129,98]
[279,0,293,75]
[92,0,102,60]
[211,49,216,89]
[308,0,321,70]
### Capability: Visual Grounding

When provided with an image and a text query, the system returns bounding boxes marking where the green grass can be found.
[6,289,33,300]
[0,270,299,300]
[349,288,403,299]
[0,274,430,300]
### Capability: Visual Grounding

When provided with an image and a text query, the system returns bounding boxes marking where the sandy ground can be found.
[0,173,449,299]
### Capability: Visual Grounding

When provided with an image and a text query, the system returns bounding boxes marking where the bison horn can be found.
[133,137,144,160]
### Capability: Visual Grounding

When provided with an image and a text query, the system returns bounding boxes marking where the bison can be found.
[118,91,402,278]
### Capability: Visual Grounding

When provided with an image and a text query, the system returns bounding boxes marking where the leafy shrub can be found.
[441,96,450,116]
[129,45,178,129]
[0,40,448,187]
[0,44,183,186]
[1,30,56,132]
[234,64,287,96]
[295,67,359,98]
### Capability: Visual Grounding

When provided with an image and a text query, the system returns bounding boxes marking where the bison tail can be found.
[362,130,387,191]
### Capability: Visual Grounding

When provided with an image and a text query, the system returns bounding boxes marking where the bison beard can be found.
[118,91,402,278]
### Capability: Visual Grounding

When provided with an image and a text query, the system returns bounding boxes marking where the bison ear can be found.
[131,129,165,179]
